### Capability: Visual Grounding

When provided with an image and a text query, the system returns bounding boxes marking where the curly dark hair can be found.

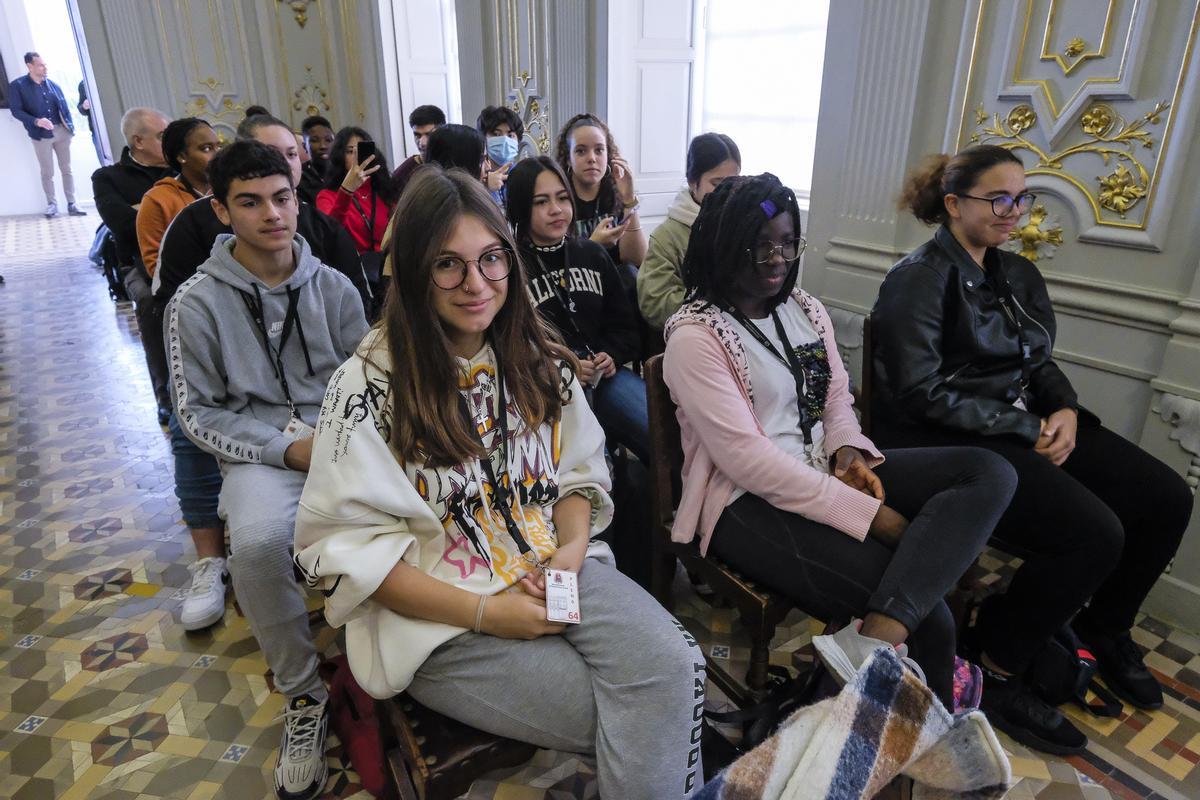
[476,105,524,140]
[161,117,212,171]
[681,173,803,313]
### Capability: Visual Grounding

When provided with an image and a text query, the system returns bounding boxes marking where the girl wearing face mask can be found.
[294,167,706,799]
[638,132,742,329]
[505,157,649,464]
[870,145,1193,755]
[478,105,524,206]
[554,113,647,268]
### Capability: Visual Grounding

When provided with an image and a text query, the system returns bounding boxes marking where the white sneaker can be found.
[275,694,329,800]
[812,619,927,685]
[180,557,228,631]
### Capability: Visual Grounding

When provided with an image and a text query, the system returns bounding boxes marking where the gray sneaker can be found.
[45,202,58,218]
[274,694,329,800]
[812,618,926,686]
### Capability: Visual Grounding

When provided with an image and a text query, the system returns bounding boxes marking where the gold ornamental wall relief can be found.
[951,0,1200,248]
[971,100,1168,220]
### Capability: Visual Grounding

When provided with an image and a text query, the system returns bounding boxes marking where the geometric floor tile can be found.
[90,711,169,766]
[74,568,135,600]
[80,632,149,672]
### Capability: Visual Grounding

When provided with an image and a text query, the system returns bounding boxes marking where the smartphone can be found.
[356,140,376,165]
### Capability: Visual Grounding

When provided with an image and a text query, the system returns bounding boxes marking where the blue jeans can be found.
[168,413,223,529]
[591,367,650,463]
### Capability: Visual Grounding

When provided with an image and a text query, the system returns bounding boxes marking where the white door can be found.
[607,0,704,229]
[380,0,463,162]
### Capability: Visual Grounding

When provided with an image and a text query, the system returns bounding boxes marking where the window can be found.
[698,0,830,206]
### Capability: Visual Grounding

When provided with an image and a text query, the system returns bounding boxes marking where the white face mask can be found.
[486,135,519,166]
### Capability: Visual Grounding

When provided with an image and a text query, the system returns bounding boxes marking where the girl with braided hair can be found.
[663,173,1015,709]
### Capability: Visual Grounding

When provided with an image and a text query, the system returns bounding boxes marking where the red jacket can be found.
[316,182,393,254]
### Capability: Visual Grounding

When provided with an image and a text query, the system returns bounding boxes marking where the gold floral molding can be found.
[278,0,316,28]
[183,96,245,145]
[1063,37,1086,58]
[509,71,551,155]
[292,66,330,118]
[1008,204,1064,261]
[971,99,1169,219]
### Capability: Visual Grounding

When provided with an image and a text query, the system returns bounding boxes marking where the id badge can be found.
[545,569,581,624]
[283,415,316,441]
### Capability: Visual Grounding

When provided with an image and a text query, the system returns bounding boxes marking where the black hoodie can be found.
[521,236,639,365]
[91,147,172,265]
[154,196,371,314]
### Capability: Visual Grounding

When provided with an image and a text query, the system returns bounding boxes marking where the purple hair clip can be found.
[760,199,778,218]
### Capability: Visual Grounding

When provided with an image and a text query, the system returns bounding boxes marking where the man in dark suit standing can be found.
[8,51,85,218]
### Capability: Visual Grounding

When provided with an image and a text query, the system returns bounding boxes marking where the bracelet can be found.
[339,185,354,195]
[622,194,639,209]
[627,226,642,231]
[473,594,488,634]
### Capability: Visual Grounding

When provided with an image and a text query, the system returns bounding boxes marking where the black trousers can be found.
[709,447,1016,707]
[874,421,1193,674]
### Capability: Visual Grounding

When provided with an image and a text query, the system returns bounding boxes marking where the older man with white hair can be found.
[92,107,174,424]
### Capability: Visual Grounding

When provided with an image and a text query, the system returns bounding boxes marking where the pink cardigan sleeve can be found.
[664,324,882,541]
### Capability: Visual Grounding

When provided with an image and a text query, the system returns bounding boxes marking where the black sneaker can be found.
[1082,629,1163,710]
[67,203,88,217]
[980,667,1087,756]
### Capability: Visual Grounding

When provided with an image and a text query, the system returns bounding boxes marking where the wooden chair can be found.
[379,694,537,800]
[644,354,795,705]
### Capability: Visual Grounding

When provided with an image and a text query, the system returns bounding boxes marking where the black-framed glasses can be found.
[958,191,1036,217]
[748,237,807,264]
[432,247,512,290]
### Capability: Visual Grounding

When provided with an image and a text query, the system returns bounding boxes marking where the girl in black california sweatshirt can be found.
[507,157,649,463]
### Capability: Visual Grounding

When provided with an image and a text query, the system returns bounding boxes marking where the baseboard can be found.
[1142,574,1200,635]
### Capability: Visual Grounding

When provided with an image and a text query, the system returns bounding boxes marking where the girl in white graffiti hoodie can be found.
[294,168,706,799]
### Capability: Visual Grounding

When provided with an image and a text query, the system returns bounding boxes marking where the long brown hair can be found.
[899,145,1023,225]
[373,165,576,467]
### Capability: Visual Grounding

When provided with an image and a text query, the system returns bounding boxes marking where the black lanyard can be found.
[350,187,379,248]
[729,306,816,447]
[238,284,303,414]
[989,261,1033,395]
[533,244,595,358]
[457,346,534,558]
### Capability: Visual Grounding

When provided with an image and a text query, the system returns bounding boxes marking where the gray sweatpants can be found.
[218,462,325,701]
[408,558,706,799]
[31,124,75,205]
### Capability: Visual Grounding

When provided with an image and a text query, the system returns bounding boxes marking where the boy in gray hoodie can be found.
[166,140,368,800]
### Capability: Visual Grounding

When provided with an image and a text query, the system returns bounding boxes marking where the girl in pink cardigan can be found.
[663,174,1016,707]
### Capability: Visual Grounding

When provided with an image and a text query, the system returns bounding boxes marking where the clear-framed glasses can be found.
[749,237,807,265]
[431,247,513,290]
[958,191,1037,217]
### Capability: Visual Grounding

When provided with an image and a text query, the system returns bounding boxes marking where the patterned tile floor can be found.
[0,210,1197,799]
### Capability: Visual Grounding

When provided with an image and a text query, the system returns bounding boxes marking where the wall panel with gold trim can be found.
[79,0,391,156]
[805,0,1200,630]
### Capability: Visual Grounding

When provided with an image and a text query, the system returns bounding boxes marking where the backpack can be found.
[91,225,129,302]
[1026,624,1122,717]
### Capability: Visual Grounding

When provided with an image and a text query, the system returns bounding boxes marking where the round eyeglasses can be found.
[431,247,512,290]
[748,237,807,265]
[957,192,1037,217]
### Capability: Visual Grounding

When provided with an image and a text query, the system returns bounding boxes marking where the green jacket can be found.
[637,187,699,328]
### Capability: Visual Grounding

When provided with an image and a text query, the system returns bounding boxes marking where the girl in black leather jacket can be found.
[870,145,1192,757]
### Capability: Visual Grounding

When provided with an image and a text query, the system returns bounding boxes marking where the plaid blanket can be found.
[698,648,1011,799]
